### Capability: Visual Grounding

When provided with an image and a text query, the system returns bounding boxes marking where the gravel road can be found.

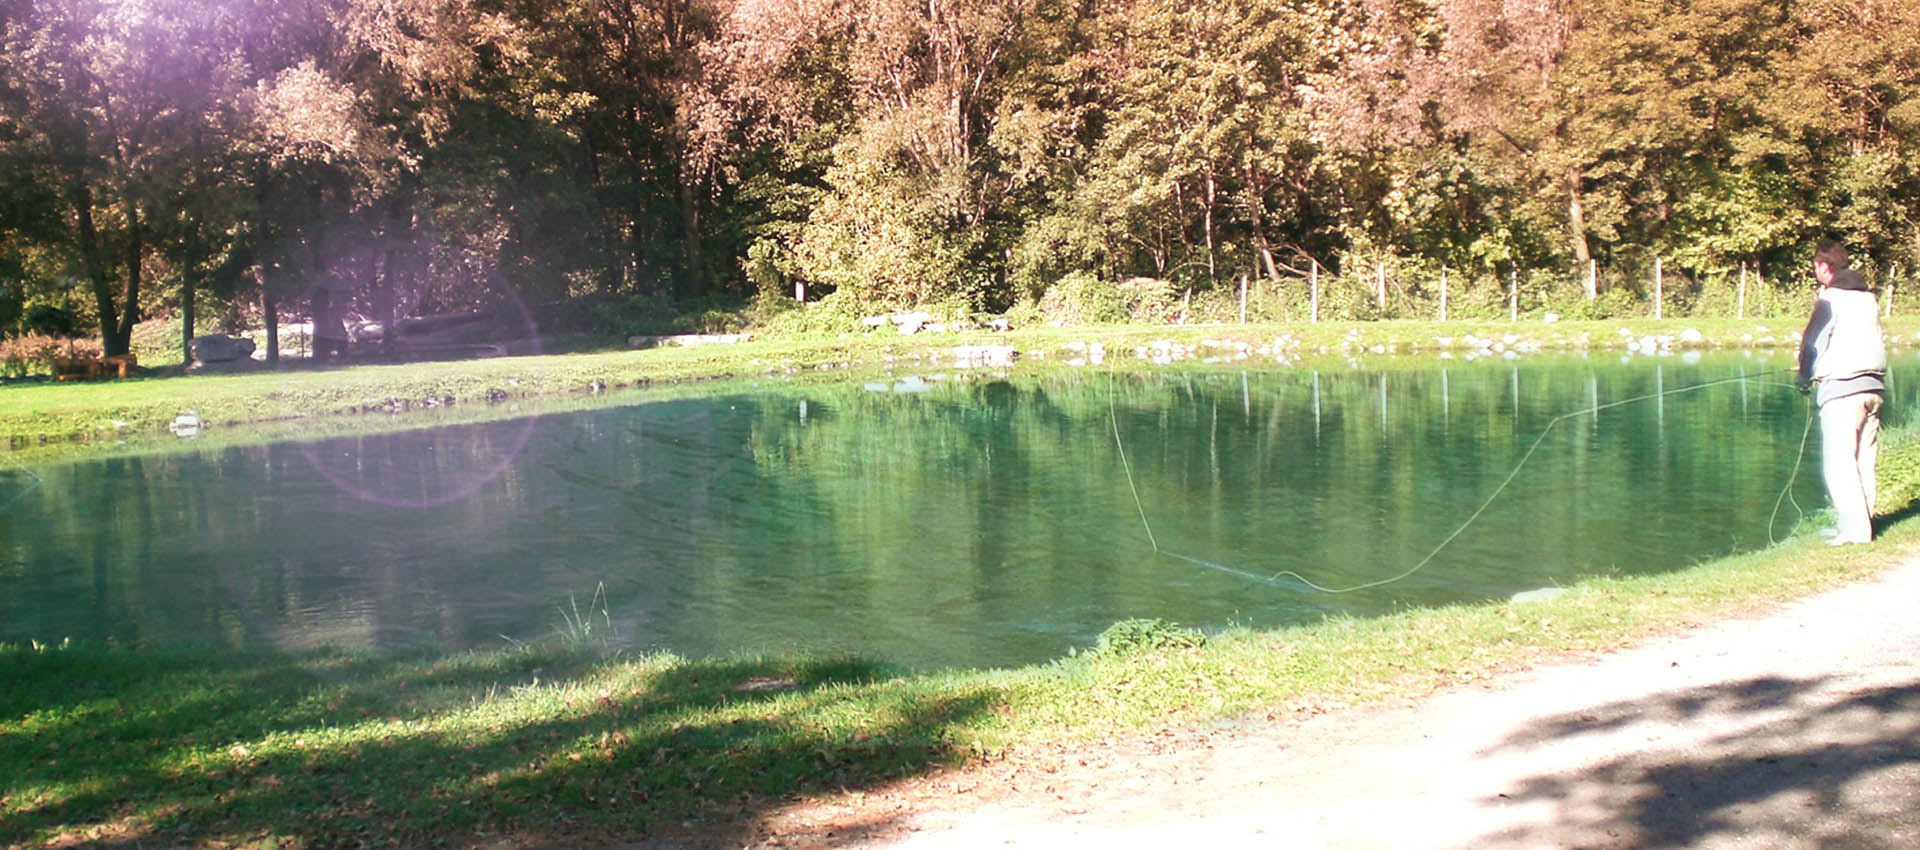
[847,556,1920,850]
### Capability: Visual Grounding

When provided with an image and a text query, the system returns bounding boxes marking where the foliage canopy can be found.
[4,0,1919,349]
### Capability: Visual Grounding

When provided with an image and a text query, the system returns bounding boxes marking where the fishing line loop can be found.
[1110,365,1807,595]
[1766,393,1818,546]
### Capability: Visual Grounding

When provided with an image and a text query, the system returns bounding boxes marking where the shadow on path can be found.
[1471,675,1920,848]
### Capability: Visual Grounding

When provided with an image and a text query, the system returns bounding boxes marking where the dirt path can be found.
[737,556,1920,849]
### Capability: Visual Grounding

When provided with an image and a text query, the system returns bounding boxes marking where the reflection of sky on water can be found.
[1,350,1907,670]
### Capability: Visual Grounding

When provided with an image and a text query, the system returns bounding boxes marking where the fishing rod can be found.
[1110,366,1811,595]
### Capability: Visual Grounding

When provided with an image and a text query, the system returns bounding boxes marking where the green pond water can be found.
[1,351,1908,670]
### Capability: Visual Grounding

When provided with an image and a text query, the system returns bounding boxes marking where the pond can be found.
[0,351,1908,670]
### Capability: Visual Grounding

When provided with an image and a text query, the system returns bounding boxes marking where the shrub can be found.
[744,290,804,329]
[666,295,751,334]
[1184,279,1305,324]
[1094,618,1206,656]
[131,313,185,366]
[543,292,760,338]
[0,334,100,378]
[1875,425,1920,517]
[1037,271,1129,324]
[1563,287,1642,320]
[744,237,787,301]
[1003,296,1047,329]
[754,288,873,335]
[20,303,86,338]
[1116,277,1184,323]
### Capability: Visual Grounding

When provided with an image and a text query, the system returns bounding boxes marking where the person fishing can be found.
[1797,241,1888,546]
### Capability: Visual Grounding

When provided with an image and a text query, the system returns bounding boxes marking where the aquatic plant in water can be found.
[556,581,615,647]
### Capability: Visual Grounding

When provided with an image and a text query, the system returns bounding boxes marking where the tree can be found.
[695,0,1040,308]
[1767,0,1920,269]
[236,0,514,360]
[0,0,249,355]
[487,0,722,299]
[1057,0,1331,290]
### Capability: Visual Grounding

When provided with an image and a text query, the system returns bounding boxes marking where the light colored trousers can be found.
[1819,391,1883,541]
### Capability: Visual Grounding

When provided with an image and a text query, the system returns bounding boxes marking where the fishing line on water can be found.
[0,447,43,517]
[1767,394,1818,546]
[1109,366,1811,595]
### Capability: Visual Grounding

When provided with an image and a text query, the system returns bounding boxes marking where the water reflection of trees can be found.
[4,425,547,652]
[735,356,1826,633]
[0,354,1872,669]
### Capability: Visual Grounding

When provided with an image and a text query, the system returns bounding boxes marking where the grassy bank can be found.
[7,316,1919,454]
[6,428,1918,849]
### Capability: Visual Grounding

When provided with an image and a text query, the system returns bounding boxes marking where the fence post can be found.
[1888,265,1899,318]
[1509,268,1518,322]
[1376,261,1386,313]
[1238,274,1248,324]
[1738,262,1747,320]
[1440,266,1449,322]
[1654,257,1664,320]
[1587,259,1597,302]
[1310,260,1320,324]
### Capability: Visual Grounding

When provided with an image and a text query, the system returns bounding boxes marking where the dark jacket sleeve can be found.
[1799,299,1832,382]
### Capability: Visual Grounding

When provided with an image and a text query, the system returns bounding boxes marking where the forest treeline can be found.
[2,0,1917,358]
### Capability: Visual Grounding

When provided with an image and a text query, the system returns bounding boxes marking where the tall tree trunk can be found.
[1246,168,1281,281]
[311,286,335,358]
[181,271,196,365]
[679,175,703,298]
[379,248,400,358]
[1255,233,1279,281]
[260,268,279,363]
[1203,170,1218,287]
[181,215,199,366]
[1566,166,1591,265]
[1172,181,1190,267]
[625,108,652,295]
[74,180,122,353]
[581,130,621,295]
[111,200,143,357]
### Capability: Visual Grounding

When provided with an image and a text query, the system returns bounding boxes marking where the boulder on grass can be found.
[190,334,257,363]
